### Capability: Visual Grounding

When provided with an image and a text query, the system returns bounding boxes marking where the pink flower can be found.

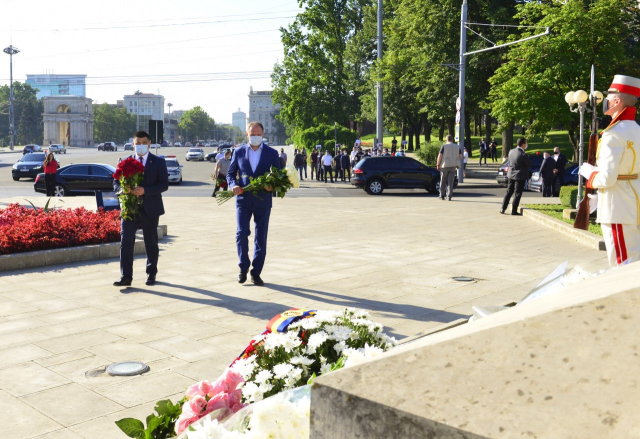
[175,410,201,436]
[227,389,245,413]
[204,392,230,418]
[187,395,208,415]
[185,380,214,399]
[210,369,244,395]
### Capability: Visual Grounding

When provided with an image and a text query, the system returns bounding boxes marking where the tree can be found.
[178,106,215,142]
[93,103,137,143]
[488,0,640,160]
[0,82,43,145]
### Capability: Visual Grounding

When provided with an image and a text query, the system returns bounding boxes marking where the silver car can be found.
[165,157,183,184]
[185,148,204,161]
[49,144,66,154]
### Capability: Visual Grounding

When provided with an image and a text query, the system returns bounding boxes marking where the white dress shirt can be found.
[322,154,333,166]
[247,143,263,173]
[136,152,149,167]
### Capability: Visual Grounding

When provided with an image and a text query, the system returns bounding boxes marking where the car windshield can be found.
[166,160,179,167]
[22,153,46,162]
[189,149,201,153]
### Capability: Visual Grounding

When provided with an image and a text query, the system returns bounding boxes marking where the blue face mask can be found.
[135,144,149,156]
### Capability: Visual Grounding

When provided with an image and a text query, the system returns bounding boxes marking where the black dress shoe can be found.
[238,271,248,284]
[146,275,156,286]
[500,209,505,214]
[113,277,132,287]
[251,274,264,286]
[512,212,523,216]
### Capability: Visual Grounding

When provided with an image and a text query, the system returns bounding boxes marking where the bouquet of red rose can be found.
[113,157,145,220]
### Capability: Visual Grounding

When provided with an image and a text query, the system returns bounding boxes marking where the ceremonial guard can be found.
[580,75,640,266]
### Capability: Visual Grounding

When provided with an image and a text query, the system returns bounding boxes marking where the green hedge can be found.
[559,186,579,207]
[414,142,441,166]
[291,124,358,153]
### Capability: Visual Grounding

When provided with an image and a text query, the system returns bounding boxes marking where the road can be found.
[0,146,546,201]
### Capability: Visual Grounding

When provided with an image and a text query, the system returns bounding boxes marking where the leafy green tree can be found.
[178,106,215,142]
[488,0,640,160]
[93,103,137,143]
[291,123,358,151]
[0,82,43,145]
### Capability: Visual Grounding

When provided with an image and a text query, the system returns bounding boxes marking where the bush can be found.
[560,186,579,207]
[414,142,441,166]
[291,124,358,153]
[0,204,121,254]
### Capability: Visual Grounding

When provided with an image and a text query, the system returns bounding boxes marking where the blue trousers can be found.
[120,211,159,279]
[236,205,271,276]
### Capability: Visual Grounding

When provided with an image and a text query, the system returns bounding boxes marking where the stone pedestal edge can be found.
[521,208,605,251]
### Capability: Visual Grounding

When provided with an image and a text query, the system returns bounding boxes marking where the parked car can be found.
[174,142,183,147]
[185,142,193,148]
[185,148,205,161]
[163,156,183,184]
[496,153,545,190]
[352,156,455,195]
[124,143,134,151]
[33,163,116,197]
[48,144,66,154]
[98,142,117,151]
[529,162,579,193]
[13,153,60,181]
[22,144,43,155]
[205,152,217,163]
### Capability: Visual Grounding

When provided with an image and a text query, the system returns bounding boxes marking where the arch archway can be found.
[56,105,71,145]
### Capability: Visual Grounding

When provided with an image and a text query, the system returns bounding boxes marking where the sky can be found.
[0,0,302,124]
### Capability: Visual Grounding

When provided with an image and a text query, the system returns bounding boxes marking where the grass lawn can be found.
[524,204,602,236]
[362,131,576,161]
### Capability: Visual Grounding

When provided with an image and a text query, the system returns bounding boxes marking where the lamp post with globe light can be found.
[3,45,20,151]
[565,87,603,206]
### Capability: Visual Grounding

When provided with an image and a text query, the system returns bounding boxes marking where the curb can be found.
[521,208,605,251]
[0,225,168,272]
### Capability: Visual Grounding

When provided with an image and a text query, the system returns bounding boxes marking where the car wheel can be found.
[366,178,384,195]
[177,178,182,185]
[64,151,67,154]
[524,179,530,191]
[12,176,19,181]
[54,184,66,197]
[430,179,440,194]
[209,157,215,163]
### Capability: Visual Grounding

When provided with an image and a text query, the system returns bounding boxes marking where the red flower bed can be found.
[0,204,121,255]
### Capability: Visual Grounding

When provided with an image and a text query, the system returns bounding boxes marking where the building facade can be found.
[26,74,87,99]
[42,96,94,147]
[248,87,285,145]
[123,93,165,133]
[232,108,247,133]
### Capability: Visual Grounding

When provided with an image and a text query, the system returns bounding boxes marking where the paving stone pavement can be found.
[0,191,607,438]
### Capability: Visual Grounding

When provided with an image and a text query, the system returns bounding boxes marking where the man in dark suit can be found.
[500,137,531,215]
[113,130,168,287]
[478,139,488,165]
[539,152,556,197]
[552,146,568,196]
[340,150,351,182]
[227,122,282,286]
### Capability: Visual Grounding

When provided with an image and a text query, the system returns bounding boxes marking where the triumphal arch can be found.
[43,96,94,147]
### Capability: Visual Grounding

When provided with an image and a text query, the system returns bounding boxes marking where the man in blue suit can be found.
[113,130,168,287]
[227,122,282,286]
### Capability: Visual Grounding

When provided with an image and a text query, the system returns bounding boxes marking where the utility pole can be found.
[134,90,142,131]
[376,0,383,148]
[456,0,467,182]
[3,45,20,151]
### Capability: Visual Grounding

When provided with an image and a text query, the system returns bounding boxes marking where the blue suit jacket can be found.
[113,153,169,218]
[227,143,282,209]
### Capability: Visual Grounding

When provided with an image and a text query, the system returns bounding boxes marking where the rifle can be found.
[574,65,599,230]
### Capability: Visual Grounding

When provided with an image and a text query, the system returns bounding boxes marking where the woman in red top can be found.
[43,152,58,196]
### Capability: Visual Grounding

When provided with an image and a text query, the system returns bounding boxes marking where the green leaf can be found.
[146,415,162,434]
[154,399,176,417]
[23,199,38,211]
[115,418,145,438]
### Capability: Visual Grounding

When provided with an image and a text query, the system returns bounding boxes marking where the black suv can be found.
[352,156,447,195]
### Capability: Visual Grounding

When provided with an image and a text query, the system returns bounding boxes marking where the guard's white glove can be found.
[579,163,598,179]
[587,193,598,214]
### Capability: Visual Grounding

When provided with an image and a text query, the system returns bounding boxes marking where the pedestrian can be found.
[391,136,398,155]
[462,147,468,177]
[489,138,498,162]
[293,149,305,180]
[317,151,325,181]
[322,150,334,183]
[478,139,488,165]
[383,148,391,157]
[279,148,287,167]
[552,146,568,196]
[302,148,308,179]
[538,152,555,198]
[310,148,319,180]
[436,135,462,201]
[227,121,282,286]
[333,148,342,181]
[212,149,232,197]
[500,137,531,215]
[43,152,58,197]
[340,149,351,182]
[364,149,371,158]
[355,136,362,149]
[579,74,640,267]
[113,130,169,287]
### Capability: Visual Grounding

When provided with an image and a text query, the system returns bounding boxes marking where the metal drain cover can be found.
[451,276,475,282]
[106,361,149,377]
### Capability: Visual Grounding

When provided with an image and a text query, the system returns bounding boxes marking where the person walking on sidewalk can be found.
[539,152,555,198]
[462,147,468,177]
[212,149,232,197]
[333,149,342,182]
[322,150,334,183]
[43,152,58,196]
[500,137,531,215]
[310,148,318,180]
[302,148,308,179]
[436,135,462,201]
[293,149,305,180]
[279,148,287,168]
[340,149,351,182]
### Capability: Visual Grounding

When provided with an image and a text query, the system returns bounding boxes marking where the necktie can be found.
[138,156,144,166]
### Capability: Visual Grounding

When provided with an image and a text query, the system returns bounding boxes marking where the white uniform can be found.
[587,108,640,266]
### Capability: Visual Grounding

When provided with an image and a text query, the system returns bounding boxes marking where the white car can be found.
[164,156,183,184]
[185,148,204,161]
[49,144,66,154]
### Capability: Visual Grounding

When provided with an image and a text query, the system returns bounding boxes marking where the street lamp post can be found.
[3,45,20,151]
[134,90,142,131]
[376,0,383,148]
